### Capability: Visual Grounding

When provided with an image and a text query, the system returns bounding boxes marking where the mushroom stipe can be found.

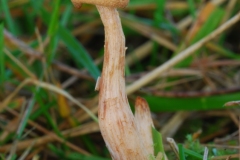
[71,1,156,159]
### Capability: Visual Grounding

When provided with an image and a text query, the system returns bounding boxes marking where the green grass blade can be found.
[81,135,100,156]
[128,0,155,7]
[5,51,31,78]
[0,23,4,86]
[47,0,61,37]
[187,0,196,19]
[30,0,44,13]
[178,144,186,160]
[48,144,110,160]
[125,64,131,76]
[22,7,35,34]
[9,154,17,160]
[192,8,225,44]
[0,0,17,35]
[154,0,165,24]
[61,4,72,26]
[67,153,111,160]
[176,7,225,67]
[206,43,240,59]
[58,26,100,79]
[44,111,62,137]
[46,0,61,64]
[17,97,36,139]
[184,148,206,160]
[152,127,165,159]
[144,92,240,111]
[30,102,53,120]
[39,8,100,79]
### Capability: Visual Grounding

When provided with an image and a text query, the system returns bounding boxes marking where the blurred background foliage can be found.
[0,0,240,159]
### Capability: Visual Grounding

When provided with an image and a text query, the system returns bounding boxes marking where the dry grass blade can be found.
[211,154,239,159]
[126,41,153,66]
[160,111,191,138]
[0,78,98,122]
[186,1,216,42]
[17,141,36,160]
[53,61,94,80]
[0,79,30,112]
[29,79,98,122]
[127,11,240,95]
[1,108,99,153]
[4,29,43,59]
[225,101,240,107]
[221,0,237,23]
[72,18,101,35]
[166,137,179,159]
[122,17,177,51]
[203,147,209,160]
[4,29,93,81]
[4,48,36,79]
[6,108,92,154]
[125,1,188,11]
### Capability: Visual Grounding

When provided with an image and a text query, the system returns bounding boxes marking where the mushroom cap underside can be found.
[71,0,129,8]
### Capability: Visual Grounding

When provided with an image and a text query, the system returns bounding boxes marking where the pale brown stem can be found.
[96,6,148,160]
[134,97,154,156]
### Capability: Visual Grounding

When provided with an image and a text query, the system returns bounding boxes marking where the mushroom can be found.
[71,0,129,8]
[71,0,154,159]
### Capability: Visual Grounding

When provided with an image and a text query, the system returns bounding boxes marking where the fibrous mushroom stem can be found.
[96,6,148,160]
[134,97,154,156]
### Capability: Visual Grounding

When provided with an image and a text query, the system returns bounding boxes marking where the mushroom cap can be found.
[71,0,129,8]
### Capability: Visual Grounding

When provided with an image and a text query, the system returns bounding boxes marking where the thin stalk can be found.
[96,6,148,160]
